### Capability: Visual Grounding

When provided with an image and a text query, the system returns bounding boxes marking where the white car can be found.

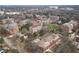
[0,48,5,53]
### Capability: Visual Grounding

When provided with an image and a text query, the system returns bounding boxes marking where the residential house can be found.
[18,19,29,27]
[61,20,78,33]
[0,19,8,25]
[29,20,43,33]
[31,33,62,52]
[72,36,79,49]
[3,33,28,52]
[48,16,59,24]
[4,19,19,35]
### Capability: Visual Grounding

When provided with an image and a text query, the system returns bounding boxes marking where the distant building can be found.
[60,8,74,10]
[32,33,62,52]
[0,11,4,15]
[49,6,59,9]
[34,15,46,20]
[6,12,20,15]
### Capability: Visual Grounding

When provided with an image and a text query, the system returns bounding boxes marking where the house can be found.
[0,20,5,25]
[61,23,73,33]
[61,20,78,33]
[18,19,29,27]
[48,16,59,23]
[41,19,50,25]
[29,20,43,33]
[0,19,7,25]
[72,36,79,49]
[32,33,62,52]
[3,33,28,52]
[34,15,46,20]
[69,20,78,27]
[4,19,19,35]
[49,6,58,9]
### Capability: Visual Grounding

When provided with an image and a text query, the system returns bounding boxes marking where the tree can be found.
[59,17,70,24]
[39,29,45,36]
[0,27,9,37]
[20,23,31,34]
[47,24,59,33]
[33,32,39,38]
[0,37,4,44]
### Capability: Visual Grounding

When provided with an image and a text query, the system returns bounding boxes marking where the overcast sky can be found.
[0,0,79,5]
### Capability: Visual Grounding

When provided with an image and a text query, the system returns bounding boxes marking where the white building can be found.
[49,6,59,9]
[62,20,78,33]
[6,12,20,15]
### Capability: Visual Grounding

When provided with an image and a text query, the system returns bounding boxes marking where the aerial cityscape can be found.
[0,5,79,53]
